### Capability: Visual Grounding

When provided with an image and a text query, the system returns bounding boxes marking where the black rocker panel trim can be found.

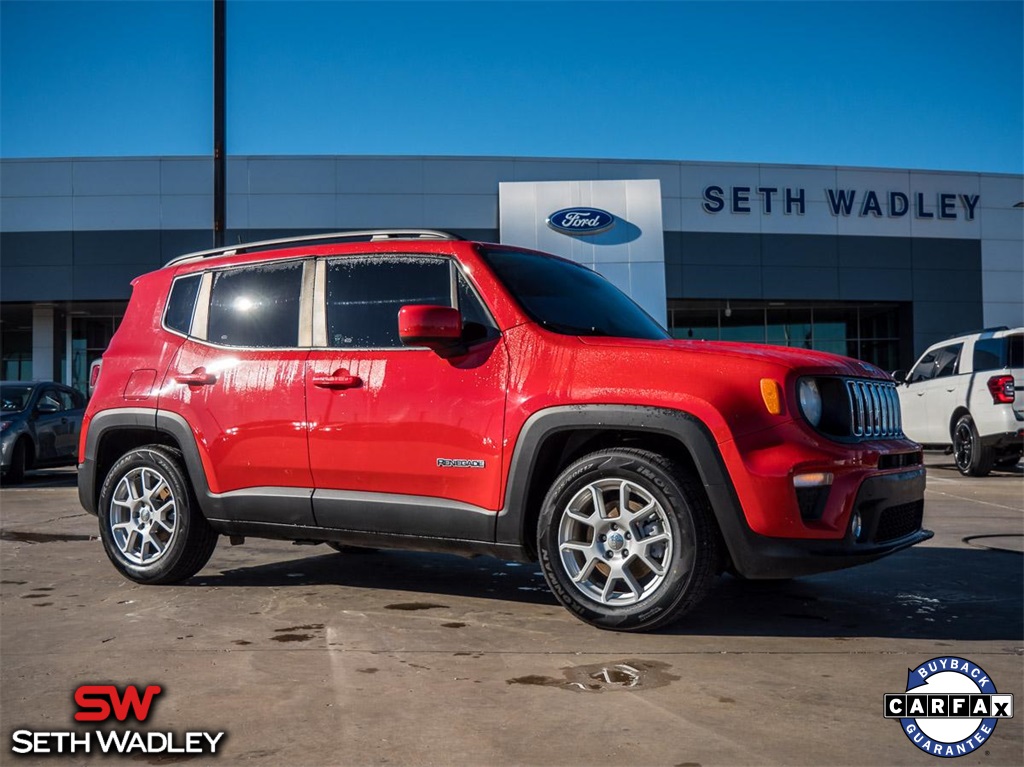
[312,489,496,541]
[206,519,526,561]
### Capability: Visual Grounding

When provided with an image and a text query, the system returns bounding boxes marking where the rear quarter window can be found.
[973,334,1024,372]
[164,274,203,335]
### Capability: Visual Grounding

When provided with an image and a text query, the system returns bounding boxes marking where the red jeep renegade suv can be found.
[78,230,930,631]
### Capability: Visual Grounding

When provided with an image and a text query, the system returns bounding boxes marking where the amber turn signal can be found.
[760,378,783,415]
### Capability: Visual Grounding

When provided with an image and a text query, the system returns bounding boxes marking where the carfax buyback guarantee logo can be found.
[884,657,1014,758]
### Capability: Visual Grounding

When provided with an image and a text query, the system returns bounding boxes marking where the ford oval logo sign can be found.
[546,207,616,236]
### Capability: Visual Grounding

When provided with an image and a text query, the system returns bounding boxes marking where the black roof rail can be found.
[944,326,1010,339]
[165,229,463,267]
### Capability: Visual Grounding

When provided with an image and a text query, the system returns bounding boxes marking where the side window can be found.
[326,257,451,348]
[908,351,938,383]
[973,338,1005,372]
[934,343,963,378]
[39,388,63,411]
[164,274,203,335]
[57,389,77,410]
[207,261,303,348]
[909,344,963,383]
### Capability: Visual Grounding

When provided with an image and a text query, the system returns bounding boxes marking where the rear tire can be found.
[537,448,720,632]
[97,445,218,584]
[952,415,994,477]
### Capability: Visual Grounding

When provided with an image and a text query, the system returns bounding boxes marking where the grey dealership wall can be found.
[1,155,1020,360]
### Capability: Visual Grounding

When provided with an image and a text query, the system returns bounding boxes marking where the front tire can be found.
[952,415,994,477]
[4,439,28,484]
[537,448,720,632]
[97,445,218,584]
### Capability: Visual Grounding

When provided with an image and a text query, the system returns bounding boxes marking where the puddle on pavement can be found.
[232,640,252,646]
[384,603,448,611]
[441,622,466,629]
[1,530,96,544]
[356,667,378,674]
[0,580,28,585]
[276,624,323,632]
[507,659,678,693]
[270,633,314,643]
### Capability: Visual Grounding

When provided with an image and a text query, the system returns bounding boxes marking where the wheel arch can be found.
[496,405,739,562]
[949,406,972,441]
[79,409,213,516]
[13,433,36,471]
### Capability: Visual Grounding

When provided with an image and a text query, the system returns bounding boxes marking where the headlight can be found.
[798,378,823,427]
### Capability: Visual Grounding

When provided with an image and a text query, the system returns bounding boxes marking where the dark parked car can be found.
[1,381,85,484]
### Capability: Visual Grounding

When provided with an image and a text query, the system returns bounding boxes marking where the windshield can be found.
[480,248,669,340]
[1,385,34,413]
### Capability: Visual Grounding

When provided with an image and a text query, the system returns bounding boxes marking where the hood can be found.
[576,337,889,379]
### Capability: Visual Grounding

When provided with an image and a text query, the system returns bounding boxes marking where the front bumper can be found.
[714,466,931,579]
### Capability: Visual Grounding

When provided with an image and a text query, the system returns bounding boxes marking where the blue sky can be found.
[1,0,1022,172]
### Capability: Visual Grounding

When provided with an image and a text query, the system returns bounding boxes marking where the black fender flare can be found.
[494,405,745,557]
[79,408,218,516]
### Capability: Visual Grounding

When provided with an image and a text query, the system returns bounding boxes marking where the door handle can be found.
[946,388,956,393]
[175,368,216,386]
[312,369,362,389]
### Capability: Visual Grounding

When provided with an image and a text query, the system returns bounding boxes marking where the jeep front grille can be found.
[846,379,902,438]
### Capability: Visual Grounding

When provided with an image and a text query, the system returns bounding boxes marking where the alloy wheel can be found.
[109,467,177,565]
[557,478,676,606]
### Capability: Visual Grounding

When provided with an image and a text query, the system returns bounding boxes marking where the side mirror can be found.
[398,305,465,358]
[36,400,60,414]
[891,370,907,384]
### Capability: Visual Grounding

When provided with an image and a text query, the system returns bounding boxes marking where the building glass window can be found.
[669,300,904,369]
[1,305,32,380]
[71,304,127,396]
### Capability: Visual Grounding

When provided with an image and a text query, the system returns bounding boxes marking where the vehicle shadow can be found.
[672,546,1022,641]
[200,545,1022,641]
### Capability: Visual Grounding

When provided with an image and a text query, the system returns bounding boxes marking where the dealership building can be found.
[1,155,1021,394]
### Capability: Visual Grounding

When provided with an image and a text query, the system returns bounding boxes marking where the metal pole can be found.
[213,0,226,247]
